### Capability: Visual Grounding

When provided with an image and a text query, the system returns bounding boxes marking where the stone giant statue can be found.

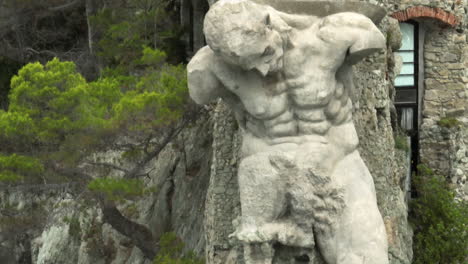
[187,0,389,263]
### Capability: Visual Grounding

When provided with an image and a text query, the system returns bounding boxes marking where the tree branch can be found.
[101,204,158,259]
[87,161,129,174]
[126,121,186,179]
[48,0,84,12]
[24,47,59,57]
[49,163,94,183]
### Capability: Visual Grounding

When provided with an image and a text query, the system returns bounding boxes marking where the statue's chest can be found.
[220,72,289,118]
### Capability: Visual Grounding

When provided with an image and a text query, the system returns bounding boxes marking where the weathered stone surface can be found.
[352,35,413,264]
[198,1,415,264]
[189,0,395,263]
[418,10,468,202]
[387,17,403,50]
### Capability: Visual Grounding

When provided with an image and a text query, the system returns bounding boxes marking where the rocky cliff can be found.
[0,111,213,263]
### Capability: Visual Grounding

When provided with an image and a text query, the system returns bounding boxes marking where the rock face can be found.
[0,112,213,263]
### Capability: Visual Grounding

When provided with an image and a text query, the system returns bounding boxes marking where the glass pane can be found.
[395,88,417,103]
[398,51,414,63]
[400,63,414,75]
[400,107,414,131]
[395,75,415,87]
[400,23,415,50]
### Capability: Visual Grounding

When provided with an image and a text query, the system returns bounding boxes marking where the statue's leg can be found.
[236,152,287,241]
[235,152,288,264]
[315,151,389,264]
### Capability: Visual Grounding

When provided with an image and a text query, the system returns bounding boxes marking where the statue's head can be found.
[204,0,289,76]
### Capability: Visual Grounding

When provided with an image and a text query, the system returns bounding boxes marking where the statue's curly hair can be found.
[203,0,269,55]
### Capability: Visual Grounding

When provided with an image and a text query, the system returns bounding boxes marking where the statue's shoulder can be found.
[320,12,375,30]
[188,46,234,80]
[188,46,219,72]
[187,46,228,105]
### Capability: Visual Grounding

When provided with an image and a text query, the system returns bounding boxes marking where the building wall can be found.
[388,0,467,200]
[419,20,467,200]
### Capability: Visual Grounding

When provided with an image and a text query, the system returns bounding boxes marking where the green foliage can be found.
[0,171,23,183]
[138,46,168,66]
[121,203,139,218]
[394,134,409,152]
[0,111,35,140]
[153,232,204,264]
[91,0,185,71]
[114,64,188,131]
[1,0,189,217]
[63,216,82,240]
[416,164,434,176]
[87,178,147,201]
[437,117,461,129]
[7,59,100,145]
[0,154,44,183]
[1,50,188,184]
[411,164,468,264]
[0,154,43,173]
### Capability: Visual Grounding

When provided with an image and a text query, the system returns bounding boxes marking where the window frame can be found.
[394,20,420,182]
[394,20,419,109]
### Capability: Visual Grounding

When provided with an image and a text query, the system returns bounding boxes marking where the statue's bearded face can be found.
[219,24,284,76]
[204,0,285,76]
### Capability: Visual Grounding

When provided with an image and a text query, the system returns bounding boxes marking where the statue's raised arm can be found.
[187,47,224,105]
[317,12,386,64]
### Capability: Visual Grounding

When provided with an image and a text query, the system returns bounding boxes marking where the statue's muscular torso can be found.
[205,24,358,157]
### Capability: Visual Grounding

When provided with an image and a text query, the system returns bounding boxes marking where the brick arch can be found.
[391,6,460,27]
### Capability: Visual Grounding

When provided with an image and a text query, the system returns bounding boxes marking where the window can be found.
[395,23,416,88]
[394,21,420,200]
[395,22,418,133]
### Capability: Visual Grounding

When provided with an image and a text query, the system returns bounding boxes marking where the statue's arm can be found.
[275,11,319,29]
[187,46,226,105]
[317,12,386,64]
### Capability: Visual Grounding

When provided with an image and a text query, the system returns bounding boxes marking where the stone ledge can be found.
[391,6,460,27]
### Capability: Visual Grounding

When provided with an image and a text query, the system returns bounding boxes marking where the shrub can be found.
[153,232,204,264]
[87,178,146,201]
[437,117,461,129]
[63,216,81,240]
[394,134,410,152]
[411,164,468,264]
[0,154,44,183]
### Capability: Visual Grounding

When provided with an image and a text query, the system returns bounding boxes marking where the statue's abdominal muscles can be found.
[243,78,353,140]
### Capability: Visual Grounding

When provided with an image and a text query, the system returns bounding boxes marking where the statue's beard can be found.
[269,57,284,73]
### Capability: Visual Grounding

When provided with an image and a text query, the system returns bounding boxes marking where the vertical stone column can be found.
[204,101,243,264]
[420,21,468,200]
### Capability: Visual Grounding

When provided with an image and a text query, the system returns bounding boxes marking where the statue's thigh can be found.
[322,152,389,264]
[238,152,287,221]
